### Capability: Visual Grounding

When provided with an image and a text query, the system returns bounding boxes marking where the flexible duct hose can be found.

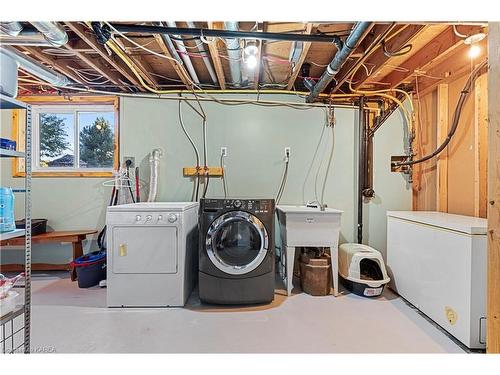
[394,60,487,167]
[147,148,162,202]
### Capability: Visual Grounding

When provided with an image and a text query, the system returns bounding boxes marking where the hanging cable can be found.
[394,59,487,167]
[178,100,201,201]
[276,151,290,205]
[382,39,412,57]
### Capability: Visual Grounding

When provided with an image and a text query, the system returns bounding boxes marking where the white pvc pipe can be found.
[166,21,200,84]
[147,148,162,202]
[186,21,218,85]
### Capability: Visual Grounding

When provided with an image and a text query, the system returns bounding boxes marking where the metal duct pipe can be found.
[0,34,52,47]
[0,46,72,87]
[156,22,184,66]
[147,148,163,202]
[223,21,242,86]
[306,22,372,103]
[30,22,68,47]
[0,22,23,36]
[186,21,218,84]
[166,21,200,84]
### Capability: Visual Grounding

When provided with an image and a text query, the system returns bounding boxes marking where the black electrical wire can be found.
[125,166,136,203]
[382,39,412,58]
[394,60,487,167]
[202,172,210,198]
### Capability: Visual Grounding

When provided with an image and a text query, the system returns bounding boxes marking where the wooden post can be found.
[474,73,489,218]
[436,84,449,212]
[487,22,500,353]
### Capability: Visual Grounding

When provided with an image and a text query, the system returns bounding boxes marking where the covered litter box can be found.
[338,243,390,297]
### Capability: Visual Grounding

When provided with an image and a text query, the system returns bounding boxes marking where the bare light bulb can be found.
[245,54,258,69]
[469,44,481,59]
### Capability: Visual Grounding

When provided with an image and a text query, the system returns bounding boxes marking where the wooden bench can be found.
[0,230,98,280]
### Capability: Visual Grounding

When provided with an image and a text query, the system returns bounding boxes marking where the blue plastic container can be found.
[70,251,106,288]
[0,187,15,233]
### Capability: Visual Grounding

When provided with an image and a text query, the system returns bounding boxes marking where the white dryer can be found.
[106,202,199,307]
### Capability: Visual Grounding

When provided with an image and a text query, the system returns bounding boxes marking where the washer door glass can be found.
[206,211,268,275]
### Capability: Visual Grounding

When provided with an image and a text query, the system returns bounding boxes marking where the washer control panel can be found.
[202,199,274,214]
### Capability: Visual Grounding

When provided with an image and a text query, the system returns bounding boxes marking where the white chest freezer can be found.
[106,202,199,307]
[386,211,487,349]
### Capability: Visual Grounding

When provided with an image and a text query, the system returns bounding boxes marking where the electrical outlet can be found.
[221,147,228,157]
[123,156,135,168]
[285,147,291,158]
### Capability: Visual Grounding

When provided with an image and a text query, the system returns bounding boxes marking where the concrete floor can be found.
[28,272,465,353]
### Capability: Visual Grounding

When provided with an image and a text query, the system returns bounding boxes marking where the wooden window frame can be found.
[12,96,119,178]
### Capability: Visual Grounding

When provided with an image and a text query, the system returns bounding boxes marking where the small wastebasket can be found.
[70,250,106,288]
[299,251,332,296]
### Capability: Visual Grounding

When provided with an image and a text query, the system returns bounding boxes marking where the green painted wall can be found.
[0,94,411,265]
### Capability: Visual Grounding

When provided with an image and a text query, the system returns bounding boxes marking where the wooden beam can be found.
[436,83,449,213]
[286,23,313,90]
[152,34,193,88]
[383,25,480,89]
[352,24,426,90]
[21,46,85,85]
[63,43,123,86]
[64,22,143,89]
[487,22,500,354]
[474,73,488,218]
[207,22,226,89]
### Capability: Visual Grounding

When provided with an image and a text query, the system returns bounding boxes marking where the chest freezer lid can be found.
[107,202,199,212]
[387,211,487,235]
[277,205,343,215]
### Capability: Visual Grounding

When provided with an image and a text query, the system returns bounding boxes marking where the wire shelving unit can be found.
[0,94,32,354]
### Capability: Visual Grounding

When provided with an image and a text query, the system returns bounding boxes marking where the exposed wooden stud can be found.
[383,25,480,89]
[207,22,226,89]
[352,24,426,90]
[474,73,489,218]
[152,34,193,88]
[64,22,143,89]
[183,167,223,177]
[21,46,85,85]
[487,22,500,354]
[436,83,449,213]
[286,23,313,91]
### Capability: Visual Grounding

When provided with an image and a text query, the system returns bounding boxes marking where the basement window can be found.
[11,97,119,177]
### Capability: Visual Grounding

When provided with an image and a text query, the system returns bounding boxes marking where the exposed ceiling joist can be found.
[351,24,426,90]
[152,34,193,88]
[416,37,487,94]
[329,23,396,94]
[382,25,481,88]
[207,22,227,89]
[63,43,122,87]
[286,23,313,91]
[64,22,144,90]
[21,46,85,85]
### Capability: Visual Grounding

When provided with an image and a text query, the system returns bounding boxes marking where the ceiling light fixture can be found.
[243,40,259,70]
[464,32,486,45]
[468,44,481,59]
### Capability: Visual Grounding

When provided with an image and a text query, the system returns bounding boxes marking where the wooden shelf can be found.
[0,229,26,241]
[0,149,25,158]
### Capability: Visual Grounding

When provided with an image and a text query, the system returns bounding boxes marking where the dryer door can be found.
[206,211,269,275]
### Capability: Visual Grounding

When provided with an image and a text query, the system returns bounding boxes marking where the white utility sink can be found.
[276,205,343,296]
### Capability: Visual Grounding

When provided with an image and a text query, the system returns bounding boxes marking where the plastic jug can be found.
[0,187,15,233]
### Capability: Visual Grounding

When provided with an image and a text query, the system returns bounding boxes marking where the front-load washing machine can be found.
[106,202,198,307]
[198,198,275,304]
